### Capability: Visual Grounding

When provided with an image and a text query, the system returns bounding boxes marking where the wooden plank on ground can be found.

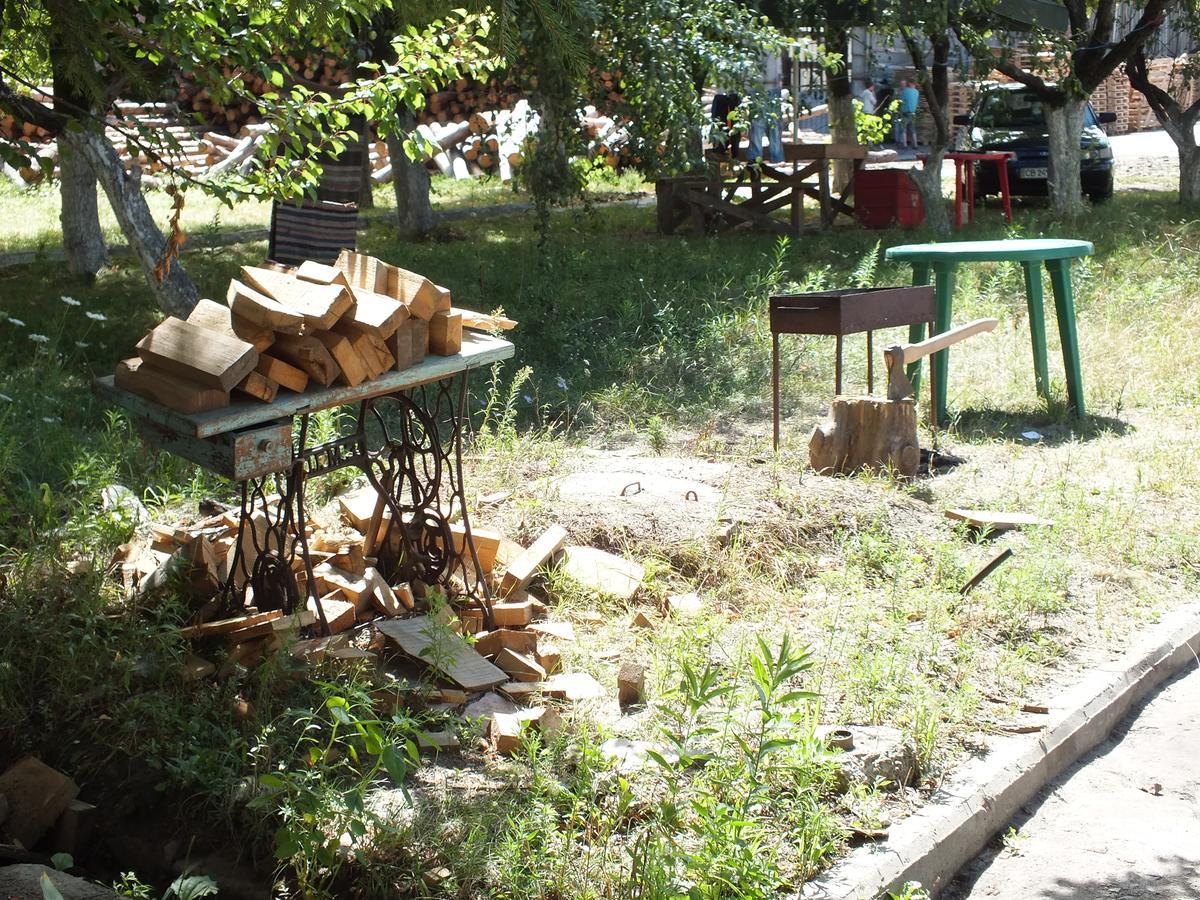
[376,615,508,691]
[0,756,80,849]
[944,509,1053,532]
[179,609,283,639]
[136,317,258,391]
[559,546,644,600]
[116,357,229,414]
[500,525,568,595]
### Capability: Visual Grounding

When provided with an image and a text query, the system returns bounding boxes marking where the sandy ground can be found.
[944,663,1200,899]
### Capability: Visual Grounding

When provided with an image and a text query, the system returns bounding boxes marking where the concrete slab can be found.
[945,664,1200,899]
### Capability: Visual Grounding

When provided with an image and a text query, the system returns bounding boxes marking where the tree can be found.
[957,0,1169,219]
[0,2,533,314]
[894,5,959,234]
[1127,34,1200,205]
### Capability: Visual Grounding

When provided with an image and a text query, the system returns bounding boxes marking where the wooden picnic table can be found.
[95,332,515,631]
[655,142,869,236]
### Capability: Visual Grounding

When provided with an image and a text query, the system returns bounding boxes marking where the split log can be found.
[115,357,229,413]
[135,317,258,391]
[186,297,276,351]
[808,397,920,477]
[270,333,341,386]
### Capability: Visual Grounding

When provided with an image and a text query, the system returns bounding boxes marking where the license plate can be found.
[1020,167,1048,179]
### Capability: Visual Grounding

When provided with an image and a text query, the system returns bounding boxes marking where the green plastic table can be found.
[885,238,1091,424]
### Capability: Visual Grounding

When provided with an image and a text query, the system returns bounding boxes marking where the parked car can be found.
[954,83,1117,202]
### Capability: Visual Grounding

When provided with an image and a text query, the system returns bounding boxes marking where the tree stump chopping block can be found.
[809,397,920,477]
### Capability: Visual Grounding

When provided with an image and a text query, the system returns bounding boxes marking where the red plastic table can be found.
[921,152,1014,229]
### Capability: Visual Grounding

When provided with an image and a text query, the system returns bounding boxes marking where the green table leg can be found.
[1021,260,1052,402]
[1046,258,1086,418]
[907,262,932,393]
[930,263,956,426]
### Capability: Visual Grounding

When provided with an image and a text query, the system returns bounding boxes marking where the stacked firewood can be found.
[113,250,516,415]
[120,491,645,754]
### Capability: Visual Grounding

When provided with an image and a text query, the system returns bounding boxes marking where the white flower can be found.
[75,341,90,349]
[7,318,25,328]
[42,416,60,424]
[0,393,12,403]
[523,393,533,404]
[61,296,81,307]
[555,376,568,390]
[29,333,50,344]
[85,311,107,322]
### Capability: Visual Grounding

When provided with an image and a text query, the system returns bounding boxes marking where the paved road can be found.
[944,663,1200,899]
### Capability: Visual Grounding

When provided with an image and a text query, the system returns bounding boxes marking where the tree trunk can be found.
[1045,98,1087,220]
[809,396,920,476]
[58,138,107,276]
[388,109,434,238]
[358,128,375,210]
[1179,141,1200,206]
[909,149,950,235]
[50,41,106,276]
[827,27,857,191]
[60,127,198,317]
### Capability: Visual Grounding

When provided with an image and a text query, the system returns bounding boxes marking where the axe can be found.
[884,318,999,402]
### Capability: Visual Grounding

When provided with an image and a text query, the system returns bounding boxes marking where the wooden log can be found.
[455,307,517,332]
[270,333,341,386]
[388,319,416,371]
[808,397,920,477]
[385,266,439,321]
[235,370,279,403]
[500,525,568,596]
[255,353,309,393]
[341,286,407,338]
[409,317,429,363]
[314,330,372,387]
[242,266,352,330]
[428,309,462,356]
[186,297,275,351]
[135,317,258,391]
[227,279,305,334]
[296,259,351,287]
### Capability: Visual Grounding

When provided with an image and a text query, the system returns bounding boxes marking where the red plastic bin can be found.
[855,167,924,229]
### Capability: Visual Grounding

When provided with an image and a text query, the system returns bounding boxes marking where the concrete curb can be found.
[802,601,1200,900]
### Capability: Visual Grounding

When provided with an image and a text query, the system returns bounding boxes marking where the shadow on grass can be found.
[948,405,1131,446]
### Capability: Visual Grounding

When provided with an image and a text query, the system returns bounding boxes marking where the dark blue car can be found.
[954,83,1117,202]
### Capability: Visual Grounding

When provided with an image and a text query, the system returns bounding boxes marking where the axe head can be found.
[885,346,913,401]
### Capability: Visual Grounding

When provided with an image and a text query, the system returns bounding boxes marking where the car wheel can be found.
[1087,174,1114,203]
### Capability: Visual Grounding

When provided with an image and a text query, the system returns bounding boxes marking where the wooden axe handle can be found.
[900,318,999,365]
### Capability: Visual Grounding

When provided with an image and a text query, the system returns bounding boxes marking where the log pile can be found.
[117,492,647,753]
[113,250,516,415]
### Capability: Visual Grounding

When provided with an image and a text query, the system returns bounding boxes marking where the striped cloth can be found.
[267,199,358,266]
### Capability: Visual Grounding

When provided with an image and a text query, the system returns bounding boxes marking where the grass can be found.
[0,182,1198,896]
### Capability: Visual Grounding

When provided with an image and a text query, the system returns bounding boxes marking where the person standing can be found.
[749,52,785,164]
[858,82,877,115]
[895,79,920,148]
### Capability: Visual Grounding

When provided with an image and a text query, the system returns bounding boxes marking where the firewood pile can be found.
[118,491,649,753]
[2,62,637,189]
[113,250,516,415]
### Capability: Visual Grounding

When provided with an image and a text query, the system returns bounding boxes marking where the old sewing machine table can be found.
[94,332,515,633]
[885,238,1091,425]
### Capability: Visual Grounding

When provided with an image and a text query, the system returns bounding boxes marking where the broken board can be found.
[376,616,507,691]
[945,508,1053,532]
[558,546,643,600]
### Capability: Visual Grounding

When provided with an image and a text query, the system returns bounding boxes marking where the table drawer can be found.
[136,419,294,480]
